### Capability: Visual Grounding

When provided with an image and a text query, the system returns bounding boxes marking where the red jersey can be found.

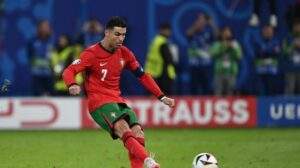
[63,43,163,112]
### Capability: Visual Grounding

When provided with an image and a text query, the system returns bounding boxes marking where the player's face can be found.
[38,21,52,38]
[262,26,274,39]
[106,27,126,49]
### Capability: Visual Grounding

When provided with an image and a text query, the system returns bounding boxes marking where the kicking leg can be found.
[131,125,145,146]
[114,119,159,168]
[128,125,145,168]
[114,119,148,166]
[131,124,160,168]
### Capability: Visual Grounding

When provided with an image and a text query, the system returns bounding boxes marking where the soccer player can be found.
[62,16,175,168]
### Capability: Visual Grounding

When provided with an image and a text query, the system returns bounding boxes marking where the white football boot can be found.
[144,157,160,168]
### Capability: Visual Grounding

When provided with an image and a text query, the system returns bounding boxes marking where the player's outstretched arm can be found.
[63,68,81,96]
[132,67,175,108]
[62,50,93,96]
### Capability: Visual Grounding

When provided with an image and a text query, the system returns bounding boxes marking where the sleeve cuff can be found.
[158,95,166,101]
[68,83,78,88]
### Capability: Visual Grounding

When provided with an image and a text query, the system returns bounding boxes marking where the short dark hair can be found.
[37,19,49,27]
[105,16,127,30]
[159,22,171,30]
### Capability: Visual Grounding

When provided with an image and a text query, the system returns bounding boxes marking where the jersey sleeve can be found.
[138,73,164,98]
[62,50,93,87]
[121,47,164,98]
[122,47,140,71]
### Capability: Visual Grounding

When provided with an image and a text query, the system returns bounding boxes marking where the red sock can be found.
[122,131,148,162]
[135,137,145,147]
[128,137,145,168]
[129,153,143,168]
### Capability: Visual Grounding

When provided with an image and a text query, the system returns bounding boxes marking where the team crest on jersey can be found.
[120,59,125,68]
[72,59,81,65]
[110,112,116,118]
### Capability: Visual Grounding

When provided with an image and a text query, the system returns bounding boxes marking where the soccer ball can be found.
[192,153,219,168]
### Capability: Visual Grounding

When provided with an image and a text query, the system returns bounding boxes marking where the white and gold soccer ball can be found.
[192,153,219,168]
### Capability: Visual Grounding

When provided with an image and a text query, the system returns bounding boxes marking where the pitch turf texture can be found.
[0,128,299,168]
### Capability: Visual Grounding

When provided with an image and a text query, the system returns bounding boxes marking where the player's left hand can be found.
[161,96,175,108]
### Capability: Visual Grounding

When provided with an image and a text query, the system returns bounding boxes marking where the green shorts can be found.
[90,103,139,139]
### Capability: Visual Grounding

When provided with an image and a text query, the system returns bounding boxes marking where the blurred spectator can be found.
[282,21,300,95]
[145,23,176,95]
[27,20,54,96]
[253,24,281,95]
[249,0,277,27]
[286,0,300,31]
[210,26,242,96]
[0,1,3,49]
[50,34,82,96]
[186,13,217,95]
[76,18,104,48]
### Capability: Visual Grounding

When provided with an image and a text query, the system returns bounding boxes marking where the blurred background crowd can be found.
[1,0,300,97]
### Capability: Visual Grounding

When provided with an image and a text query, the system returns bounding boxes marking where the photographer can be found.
[210,26,242,96]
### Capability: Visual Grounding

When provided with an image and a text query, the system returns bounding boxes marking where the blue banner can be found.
[258,97,300,127]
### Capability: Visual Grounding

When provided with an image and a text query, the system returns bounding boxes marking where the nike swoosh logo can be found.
[100,62,107,66]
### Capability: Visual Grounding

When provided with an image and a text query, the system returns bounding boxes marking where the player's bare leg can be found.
[114,119,159,168]
[131,125,145,146]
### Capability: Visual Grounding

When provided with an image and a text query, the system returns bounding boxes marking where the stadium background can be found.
[1,0,295,95]
[1,0,300,168]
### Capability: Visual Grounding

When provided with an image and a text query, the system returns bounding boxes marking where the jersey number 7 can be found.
[101,69,107,81]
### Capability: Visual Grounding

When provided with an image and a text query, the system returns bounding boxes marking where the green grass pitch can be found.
[0,128,300,168]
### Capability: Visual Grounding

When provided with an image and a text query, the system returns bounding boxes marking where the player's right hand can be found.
[69,84,81,95]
